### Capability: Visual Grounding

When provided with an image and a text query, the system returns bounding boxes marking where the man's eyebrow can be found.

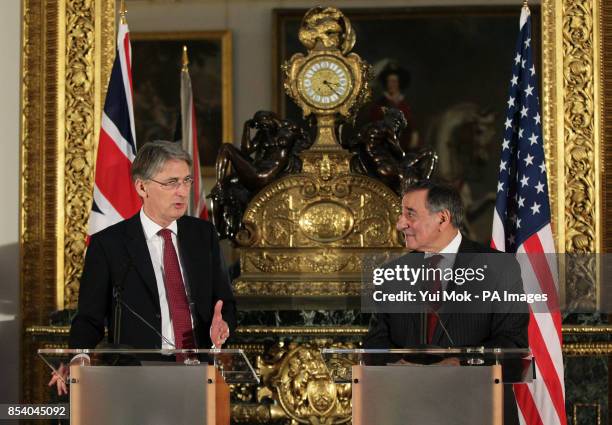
[163,175,192,181]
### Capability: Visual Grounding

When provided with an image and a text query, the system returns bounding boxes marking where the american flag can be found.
[87,11,141,236]
[177,46,209,220]
[491,5,567,425]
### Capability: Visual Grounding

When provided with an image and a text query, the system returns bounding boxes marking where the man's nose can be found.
[396,215,408,230]
[177,182,190,197]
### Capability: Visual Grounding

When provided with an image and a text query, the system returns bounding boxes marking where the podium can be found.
[39,348,259,425]
[321,348,534,425]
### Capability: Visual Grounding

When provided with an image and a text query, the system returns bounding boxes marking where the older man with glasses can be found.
[67,140,235,356]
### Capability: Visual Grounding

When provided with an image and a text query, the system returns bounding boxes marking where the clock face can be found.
[298,56,352,110]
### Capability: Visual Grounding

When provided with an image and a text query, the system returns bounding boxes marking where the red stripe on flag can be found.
[523,235,562,327]
[526,310,566,424]
[95,128,141,218]
[514,384,545,425]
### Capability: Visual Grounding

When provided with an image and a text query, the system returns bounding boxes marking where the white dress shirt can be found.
[140,209,193,349]
[439,230,462,255]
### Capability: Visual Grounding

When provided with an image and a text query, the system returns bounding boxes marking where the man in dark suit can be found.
[68,140,236,351]
[364,180,528,425]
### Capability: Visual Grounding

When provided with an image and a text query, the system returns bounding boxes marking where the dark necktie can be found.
[159,229,194,350]
[425,254,444,344]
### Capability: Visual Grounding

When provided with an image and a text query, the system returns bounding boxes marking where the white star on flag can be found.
[520,175,529,187]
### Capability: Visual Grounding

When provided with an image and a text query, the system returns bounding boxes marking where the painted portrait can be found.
[131,31,233,175]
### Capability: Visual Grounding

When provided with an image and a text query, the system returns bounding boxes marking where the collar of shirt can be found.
[140,209,178,240]
[423,231,462,257]
[439,230,462,254]
[424,231,462,282]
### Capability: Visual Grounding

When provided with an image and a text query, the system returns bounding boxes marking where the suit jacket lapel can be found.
[123,213,159,302]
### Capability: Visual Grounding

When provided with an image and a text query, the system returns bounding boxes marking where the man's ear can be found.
[134,179,147,198]
[438,210,452,229]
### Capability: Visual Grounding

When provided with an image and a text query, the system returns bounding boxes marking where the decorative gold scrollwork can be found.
[259,341,353,424]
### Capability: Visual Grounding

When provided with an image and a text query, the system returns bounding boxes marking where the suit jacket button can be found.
[155,313,161,319]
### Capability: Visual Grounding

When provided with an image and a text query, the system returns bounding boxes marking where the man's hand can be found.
[209,300,230,348]
[435,357,460,366]
[48,363,68,396]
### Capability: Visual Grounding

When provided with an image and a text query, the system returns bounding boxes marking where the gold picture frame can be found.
[130,31,233,176]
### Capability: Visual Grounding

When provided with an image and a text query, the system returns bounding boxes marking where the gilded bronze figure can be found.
[346,107,437,194]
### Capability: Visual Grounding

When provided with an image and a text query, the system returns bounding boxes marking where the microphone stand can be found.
[112,260,132,345]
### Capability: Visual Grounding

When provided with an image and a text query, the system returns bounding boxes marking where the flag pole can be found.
[182,45,189,71]
[119,0,127,24]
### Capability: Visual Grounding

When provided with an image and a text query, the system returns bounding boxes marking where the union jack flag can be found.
[87,14,141,236]
[491,5,566,425]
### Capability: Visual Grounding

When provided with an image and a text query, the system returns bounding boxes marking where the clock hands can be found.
[323,80,340,96]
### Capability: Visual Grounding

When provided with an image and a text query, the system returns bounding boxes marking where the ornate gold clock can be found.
[283,7,370,148]
[297,55,353,110]
[234,8,402,424]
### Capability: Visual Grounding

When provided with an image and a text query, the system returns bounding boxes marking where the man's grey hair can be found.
[402,179,465,229]
[131,140,192,181]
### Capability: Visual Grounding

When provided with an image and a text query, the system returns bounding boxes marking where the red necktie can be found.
[426,254,444,344]
[159,229,195,350]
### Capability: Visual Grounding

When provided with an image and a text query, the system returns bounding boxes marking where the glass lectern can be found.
[39,348,259,425]
[321,348,534,425]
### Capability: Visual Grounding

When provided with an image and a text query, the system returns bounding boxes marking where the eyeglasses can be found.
[149,176,194,190]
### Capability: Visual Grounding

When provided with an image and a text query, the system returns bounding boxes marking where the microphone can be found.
[419,305,428,345]
[428,307,455,347]
[177,245,200,348]
[182,278,200,348]
[112,259,176,349]
[112,259,133,345]
[116,296,176,349]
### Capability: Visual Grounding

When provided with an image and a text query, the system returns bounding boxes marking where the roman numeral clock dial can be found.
[297,57,353,110]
